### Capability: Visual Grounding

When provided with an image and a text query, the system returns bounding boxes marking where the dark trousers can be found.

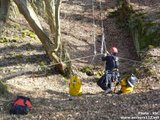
[105,70,120,90]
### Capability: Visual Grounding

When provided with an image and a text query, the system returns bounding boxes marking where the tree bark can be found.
[44,0,62,52]
[0,0,10,22]
[44,0,71,75]
[54,0,62,52]
[44,0,56,36]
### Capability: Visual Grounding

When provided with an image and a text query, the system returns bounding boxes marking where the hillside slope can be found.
[0,0,159,119]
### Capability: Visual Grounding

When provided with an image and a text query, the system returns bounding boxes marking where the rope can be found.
[99,0,107,71]
[1,53,160,80]
[1,53,159,72]
[91,0,97,65]
[92,0,96,55]
[99,0,106,54]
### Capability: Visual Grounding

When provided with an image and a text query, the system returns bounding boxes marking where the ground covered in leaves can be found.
[0,0,160,119]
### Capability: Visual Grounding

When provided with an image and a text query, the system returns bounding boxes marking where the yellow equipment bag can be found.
[69,75,82,96]
[120,77,133,93]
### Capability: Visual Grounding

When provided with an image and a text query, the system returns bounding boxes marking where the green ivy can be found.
[80,66,94,76]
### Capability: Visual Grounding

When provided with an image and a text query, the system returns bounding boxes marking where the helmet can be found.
[110,47,118,54]
[127,74,137,87]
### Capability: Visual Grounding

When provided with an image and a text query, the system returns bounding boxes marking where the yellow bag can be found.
[69,75,82,96]
[120,77,133,93]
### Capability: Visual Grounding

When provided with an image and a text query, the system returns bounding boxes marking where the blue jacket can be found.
[102,55,119,71]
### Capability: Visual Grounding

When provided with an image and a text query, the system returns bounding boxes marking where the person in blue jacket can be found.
[102,47,120,93]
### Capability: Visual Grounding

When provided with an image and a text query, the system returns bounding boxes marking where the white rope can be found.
[91,0,97,65]
[1,53,159,71]
[100,33,104,54]
[99,0,107,71]
[92,0,96,55]
[99,0,106,54]
[101,31,106,54]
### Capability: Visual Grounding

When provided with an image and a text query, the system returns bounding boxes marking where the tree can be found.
[0,0,71,74]
[0,0,10,22]
[117,0,133,23]
[122,0,130,8]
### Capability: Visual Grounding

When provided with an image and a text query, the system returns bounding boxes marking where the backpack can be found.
[97,74,107,90]
[69,75,82,96]
[111,55,119,69]
[10,96,32,115]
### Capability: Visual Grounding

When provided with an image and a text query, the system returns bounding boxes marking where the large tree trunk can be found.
[13,0,66,73]
[0,0,10,22]
[44,0,71,75]
[118,0,132,23]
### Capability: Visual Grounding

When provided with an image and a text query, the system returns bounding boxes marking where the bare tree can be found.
[0,0,71,74]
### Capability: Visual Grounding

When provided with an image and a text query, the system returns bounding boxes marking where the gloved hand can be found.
[106,51,110,54]
[104,51,110,56]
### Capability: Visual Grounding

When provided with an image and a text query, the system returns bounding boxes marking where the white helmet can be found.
[127,74,137,87]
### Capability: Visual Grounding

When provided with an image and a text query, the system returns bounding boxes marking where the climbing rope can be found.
[1,53,160,81]
[92,0,97,55]
[91,0,97,65]
[99,0,107,54]
[99,0,108,71]
[91,0,107,65]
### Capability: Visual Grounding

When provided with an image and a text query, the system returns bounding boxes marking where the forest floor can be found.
[0,0,160,119]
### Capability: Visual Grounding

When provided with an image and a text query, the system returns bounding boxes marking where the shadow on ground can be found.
[0,89,159,119]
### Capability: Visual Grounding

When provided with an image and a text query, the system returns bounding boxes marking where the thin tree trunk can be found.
[44,0,62,52]
[44,0,55,36]
[54,0,62,52]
